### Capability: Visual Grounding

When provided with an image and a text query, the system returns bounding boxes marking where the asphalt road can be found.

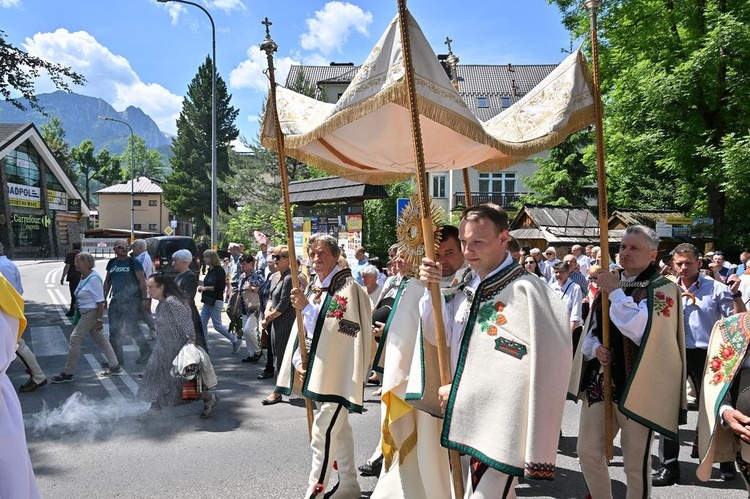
[10,258,748,498]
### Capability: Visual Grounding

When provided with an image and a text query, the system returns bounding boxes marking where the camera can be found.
[700,258,711,270]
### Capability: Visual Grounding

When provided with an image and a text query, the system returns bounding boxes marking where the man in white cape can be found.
[0,273,41,498]
[419,204,572,498]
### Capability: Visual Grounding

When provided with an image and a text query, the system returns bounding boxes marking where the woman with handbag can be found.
[259,245,295,405]
[198,250,241,353]
[172,249,209,353]
[137,274,218,419]
[51,252,120,383]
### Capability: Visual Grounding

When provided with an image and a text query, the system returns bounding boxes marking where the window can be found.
[148,224,157,231]
[133,200,141,206]
[133,224,142,230]
[4,141,41,187]
[432,174,447,198]
[501,97,511,108]
[477,96,489,108]
[149,200,158,207]
[478,172,516,193]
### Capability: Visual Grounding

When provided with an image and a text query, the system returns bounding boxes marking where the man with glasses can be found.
[103,240,151,366]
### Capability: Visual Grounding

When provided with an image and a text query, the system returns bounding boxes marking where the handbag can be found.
[182,379,198,400]
[71,309,81,326]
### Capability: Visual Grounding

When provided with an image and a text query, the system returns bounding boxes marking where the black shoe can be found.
[719,462,736,481]
[358,455,383,477]
[652,467,680,487]
[242,354,262,363]
[65,310,75,317]
[261,395,282,405]
[257,371,274,379]
[19,378,49,393]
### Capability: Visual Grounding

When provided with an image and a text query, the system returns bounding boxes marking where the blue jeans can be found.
[201,300,238,346]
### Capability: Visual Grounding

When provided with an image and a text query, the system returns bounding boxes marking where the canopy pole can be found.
[445,37,472,209]
[398,2,464,497]
[584,0,614,460]
[260,17,315,442]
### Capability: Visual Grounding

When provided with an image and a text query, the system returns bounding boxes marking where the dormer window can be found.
[477,96,489,108]
[501,97,511,107]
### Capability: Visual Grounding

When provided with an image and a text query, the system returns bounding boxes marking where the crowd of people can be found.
[7,209,750,497]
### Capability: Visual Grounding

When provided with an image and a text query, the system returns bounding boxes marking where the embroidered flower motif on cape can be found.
[708,342,738,386]
[326,294,348,320]
[478,301,507,335]
[654,290,674,317]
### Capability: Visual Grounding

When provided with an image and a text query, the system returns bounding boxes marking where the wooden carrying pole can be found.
[397,1,464,497]
[445,37,472,209]
[260,18,315,441]
[585,0,614,460]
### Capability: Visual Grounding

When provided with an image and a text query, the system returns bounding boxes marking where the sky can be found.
[1,0,575,150]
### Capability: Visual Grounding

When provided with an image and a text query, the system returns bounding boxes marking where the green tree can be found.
[118,134,166,181]
[521,130,596,206]
[363,181,413,261]
[162,56,239,235]
[0,30,85,112]
[40,116,78,184]
[549,0,750,247]
[70,140,121,206]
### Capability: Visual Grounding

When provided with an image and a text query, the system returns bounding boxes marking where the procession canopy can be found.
[261,11,596,185]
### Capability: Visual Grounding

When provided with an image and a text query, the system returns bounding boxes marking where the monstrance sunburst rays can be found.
[395,194,443,267]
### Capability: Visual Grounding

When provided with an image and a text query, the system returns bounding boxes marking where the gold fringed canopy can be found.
[261,11,596,185]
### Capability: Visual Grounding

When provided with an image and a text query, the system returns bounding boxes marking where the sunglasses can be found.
[524,260,535,264]
[114,245,129,250]
[272,255,287,260]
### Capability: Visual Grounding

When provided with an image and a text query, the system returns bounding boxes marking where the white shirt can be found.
[550,278,583,325]
[292,266,340,368]
[420,253,514,373]
[75,271,105,310]
[577,254,591,275]
[135,251,153,278]
[581,272,650,360]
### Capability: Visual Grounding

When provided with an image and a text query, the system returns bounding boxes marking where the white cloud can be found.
[208,0,246,13]
[300,1,372,55]
[22,29,183,135]
[0,0,21,8]
[166,3,185,25]
[229,45,298,92]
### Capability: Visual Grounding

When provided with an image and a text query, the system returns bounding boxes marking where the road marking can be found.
[29,325,70,357]
[84,355,126,403]
[47,288,72,325]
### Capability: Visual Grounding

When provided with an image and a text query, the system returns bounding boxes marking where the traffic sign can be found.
[164,226,174,236]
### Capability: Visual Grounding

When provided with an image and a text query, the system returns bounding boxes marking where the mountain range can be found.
[0,91,173,157]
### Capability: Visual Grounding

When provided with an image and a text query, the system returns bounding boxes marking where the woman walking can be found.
[172,249,209,353]
[51,252,120,383]
[259,245,295,404]
[198,250,241,353]
[137,274,218,419]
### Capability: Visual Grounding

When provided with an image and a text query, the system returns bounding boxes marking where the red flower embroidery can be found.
[326,294,348,320]
[713,372,724,384]
[722,347,735,360]
[494,301,505,312]
[712,358,723,371]
[496,314,507,326]
[708,342,740,386]
[654,290,674,317]
[487,325,498,336]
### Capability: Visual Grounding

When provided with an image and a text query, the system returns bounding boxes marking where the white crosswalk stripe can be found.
[29,325,70,357]
[85,354,127,403]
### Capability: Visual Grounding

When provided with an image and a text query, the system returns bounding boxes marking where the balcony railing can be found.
[453,192,525,209]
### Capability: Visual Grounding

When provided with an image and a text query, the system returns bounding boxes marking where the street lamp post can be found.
[158,0,217,249]
[99,116,136,244]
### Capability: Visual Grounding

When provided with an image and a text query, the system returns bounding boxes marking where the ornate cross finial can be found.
[445,36,454,55]
[260,17,278,56]
[262,17,273,37]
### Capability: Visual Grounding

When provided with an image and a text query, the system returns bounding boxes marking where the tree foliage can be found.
[118,134,165,182]
[521,130,596,206]
[363,181,413,261]
[0,30,85,112]
[162,56,239,235]
[40,116,78,184]
[70,140,121,206]
[548,0,750,249]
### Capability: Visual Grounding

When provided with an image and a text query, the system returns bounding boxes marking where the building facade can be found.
[0,122,89,258]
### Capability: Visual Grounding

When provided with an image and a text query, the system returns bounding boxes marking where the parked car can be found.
[145,236,199,275]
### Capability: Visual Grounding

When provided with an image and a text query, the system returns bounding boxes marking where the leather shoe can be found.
[242,354,262,363]
[652,467,680,486]
[261,395,282,405]
[258,371,274,379]
[358,455,383,477]
[719,462,736,481]
[19,378,48,393]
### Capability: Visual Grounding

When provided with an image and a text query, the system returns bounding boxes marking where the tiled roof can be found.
[289,176,387,204]
[0,123,32,147]
[96,176,163,194]
[285,61,557,121]
[609,210,686,228]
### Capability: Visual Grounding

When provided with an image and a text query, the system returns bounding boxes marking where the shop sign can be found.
[8,182,41,209]
[67,198,81,213]
[48,189,68,211]
[12,212,52,231]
